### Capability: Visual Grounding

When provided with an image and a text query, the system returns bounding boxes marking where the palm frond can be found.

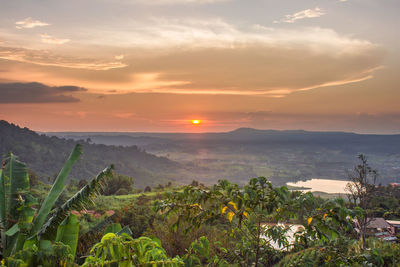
[38,165,114,239]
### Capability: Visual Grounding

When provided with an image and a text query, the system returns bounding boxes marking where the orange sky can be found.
[0,0,399,133]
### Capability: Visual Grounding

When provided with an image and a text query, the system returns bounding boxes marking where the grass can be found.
[311,191,348,200]
[93,189,182,211]
[286,185,312,191]
[94,193,150,210]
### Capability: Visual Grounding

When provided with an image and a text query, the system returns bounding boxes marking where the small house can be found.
[387,220,400,235]
[365,218,391,236]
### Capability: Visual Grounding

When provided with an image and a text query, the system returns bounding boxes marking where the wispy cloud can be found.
[0,46,127,70]
[87,18,377,55]
[16,17,50,29]
[114,54,124,60]
[40,34,70,44]
[0,19,383,96]
[274,7,326,23]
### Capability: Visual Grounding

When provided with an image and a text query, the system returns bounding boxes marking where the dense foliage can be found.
[1,139,400,266]
[0,144,113,265]
[0,120,180,188]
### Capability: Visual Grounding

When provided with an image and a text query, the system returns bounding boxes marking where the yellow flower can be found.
[243,211,249,218]
[307,217,313,225]
[227,211,235,222]
[221,206,228,214]
[325,255,332,262]
[323,213,328,220]
[228,201,238,210]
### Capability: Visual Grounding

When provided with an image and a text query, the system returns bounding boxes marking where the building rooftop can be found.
[366,218,391,229]
[387,220,400,226]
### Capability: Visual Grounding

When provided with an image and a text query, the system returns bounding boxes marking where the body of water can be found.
[286,178,351,194]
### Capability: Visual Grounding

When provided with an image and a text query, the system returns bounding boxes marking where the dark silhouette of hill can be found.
[0,120,182,188]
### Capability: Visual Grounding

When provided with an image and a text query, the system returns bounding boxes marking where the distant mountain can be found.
[48,127,400,185]
[13,120,400,190]
[49,127,400,153]
[0,120,183,188]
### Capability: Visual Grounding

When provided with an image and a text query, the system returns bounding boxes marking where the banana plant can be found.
[0,144,114,259]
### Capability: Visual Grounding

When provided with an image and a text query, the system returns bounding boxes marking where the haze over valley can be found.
[46,126,400,187]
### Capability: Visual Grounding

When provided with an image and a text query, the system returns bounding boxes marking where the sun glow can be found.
[191,119,201,125]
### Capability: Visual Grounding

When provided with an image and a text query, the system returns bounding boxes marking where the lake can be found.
[286,178,351,194]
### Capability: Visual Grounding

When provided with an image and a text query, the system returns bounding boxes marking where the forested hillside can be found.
[0,120,182,187]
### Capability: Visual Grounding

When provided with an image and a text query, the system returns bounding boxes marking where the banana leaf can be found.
[0,169,5,252]
[117,226,133,236]
[2,153,31,256]
[105,223,122,234]
[39,165,114,238]
[4,153,30,225]
[30,144,82,237]
[56,213,80,258]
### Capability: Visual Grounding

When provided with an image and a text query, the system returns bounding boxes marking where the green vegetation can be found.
[1,130,400,266]
[0,144,113,265]
[0,120,181,188]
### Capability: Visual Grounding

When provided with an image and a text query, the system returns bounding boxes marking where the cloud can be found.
[40,34,70,44]
[80,21,380,96]
[0,46,127,70]
[114,54,124,60]
[0,82,87,103]
[274,7,326,23]
[16,17,50,29]
[84,18,369,54]
[0,20,384,97]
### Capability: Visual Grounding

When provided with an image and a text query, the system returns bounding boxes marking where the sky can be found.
[0,0,399,133]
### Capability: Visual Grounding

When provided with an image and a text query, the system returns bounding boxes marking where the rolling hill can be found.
[0,120,185,188]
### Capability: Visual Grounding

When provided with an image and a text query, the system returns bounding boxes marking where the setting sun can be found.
[191,119,201,125]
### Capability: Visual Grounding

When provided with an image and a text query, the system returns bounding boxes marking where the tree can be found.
[345,154,378,250]
[156,178,292,266]
[102,174,134,196]
[156,177,353,266]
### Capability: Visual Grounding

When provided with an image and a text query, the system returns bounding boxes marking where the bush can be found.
[102,174,134,195]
